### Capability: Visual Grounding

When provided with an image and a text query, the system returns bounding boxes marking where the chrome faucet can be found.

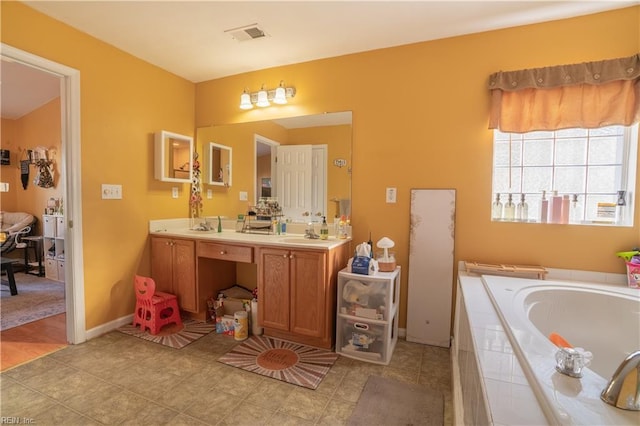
[601,350,640,411]
[304,222,320,239]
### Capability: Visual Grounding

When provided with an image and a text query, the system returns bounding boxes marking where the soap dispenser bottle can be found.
[491,193,503,220]
[320,216,329,240]
[516,194,528,221]
[503,193,516,221]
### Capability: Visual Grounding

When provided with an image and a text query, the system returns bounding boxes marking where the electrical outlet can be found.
[102,184,122,199]
[207,189,213,199]
[172,187,179,198]
[386,187,397,203]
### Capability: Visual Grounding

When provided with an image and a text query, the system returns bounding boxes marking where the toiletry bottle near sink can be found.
[320,216,329,240]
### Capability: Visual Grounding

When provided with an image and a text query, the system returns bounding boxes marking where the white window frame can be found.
[491,124,637,227]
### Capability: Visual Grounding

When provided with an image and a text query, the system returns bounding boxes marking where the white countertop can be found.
[149,218,351,250]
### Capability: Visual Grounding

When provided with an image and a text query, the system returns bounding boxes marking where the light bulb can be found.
[256,89,270,107]
[273,86,287,104]
[239,92,252,109]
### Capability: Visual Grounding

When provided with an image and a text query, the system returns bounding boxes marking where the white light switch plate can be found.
[239,191,248,201]
[172,187,179,198]
[386,187,397,203]
[102,184,122,199]
[207,189,213,199]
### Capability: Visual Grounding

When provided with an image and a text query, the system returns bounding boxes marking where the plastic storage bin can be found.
[336,267,400,365]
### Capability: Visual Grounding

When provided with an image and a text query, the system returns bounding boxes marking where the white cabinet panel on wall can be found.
[406,189,456,348]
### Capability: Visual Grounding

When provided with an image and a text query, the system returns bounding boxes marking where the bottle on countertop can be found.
[540,190,549,223]
[320,216,329,240]
[516,193,528,221]
[560,195,570,224]
[367,232,373,258]
[338,215,347,239]
[491,193,503,220]
[217,216,222,233]
[570,194,581,223]
[549,190,562,224]
[503,193,515,221]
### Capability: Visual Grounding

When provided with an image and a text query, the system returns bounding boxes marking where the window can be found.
[492,124,637,226]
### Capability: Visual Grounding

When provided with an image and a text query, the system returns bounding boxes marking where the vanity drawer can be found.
[198,241,253,263]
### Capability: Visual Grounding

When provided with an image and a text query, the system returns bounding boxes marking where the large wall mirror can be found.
[196,111,352,222]
[154,130,193,183]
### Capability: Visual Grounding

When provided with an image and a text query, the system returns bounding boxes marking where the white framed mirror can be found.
[206,142,232,186]
[154,130,193,183]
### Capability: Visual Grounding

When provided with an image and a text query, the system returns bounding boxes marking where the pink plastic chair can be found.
[132,275,182,335]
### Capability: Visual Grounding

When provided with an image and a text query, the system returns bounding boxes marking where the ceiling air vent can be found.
[225,24,269,42]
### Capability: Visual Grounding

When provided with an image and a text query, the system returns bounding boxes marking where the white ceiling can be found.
[2,1,636,119]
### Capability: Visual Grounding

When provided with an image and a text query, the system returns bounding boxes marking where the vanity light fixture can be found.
[239,82,296,109]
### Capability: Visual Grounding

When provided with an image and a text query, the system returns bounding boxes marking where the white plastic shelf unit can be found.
[43,214,65,281]
[336,267,401,365]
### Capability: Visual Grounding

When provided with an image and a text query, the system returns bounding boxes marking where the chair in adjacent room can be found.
[132,275,182,335]
[1,212,37,254]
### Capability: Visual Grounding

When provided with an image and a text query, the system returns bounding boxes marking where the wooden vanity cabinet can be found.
[257,243,350,349]
[150,236,197,312]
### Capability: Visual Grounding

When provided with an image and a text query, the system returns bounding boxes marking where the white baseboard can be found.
[84,314,133,340]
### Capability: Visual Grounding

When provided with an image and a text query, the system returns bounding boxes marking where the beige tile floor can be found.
[1,330,453,425]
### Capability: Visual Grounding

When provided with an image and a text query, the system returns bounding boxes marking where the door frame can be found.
[2,43,86,344]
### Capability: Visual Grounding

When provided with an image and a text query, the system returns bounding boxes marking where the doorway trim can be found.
[2,43,86,344]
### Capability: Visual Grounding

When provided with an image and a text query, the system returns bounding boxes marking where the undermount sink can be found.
[280,237,328,244]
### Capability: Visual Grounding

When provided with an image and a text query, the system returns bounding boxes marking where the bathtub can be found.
[453,273,640,425]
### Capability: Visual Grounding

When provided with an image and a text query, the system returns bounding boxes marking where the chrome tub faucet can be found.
[601,350,640,411]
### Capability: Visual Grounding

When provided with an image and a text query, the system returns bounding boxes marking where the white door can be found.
[310,145,327,220]
[406,189,456,347]
[277,145,313,222]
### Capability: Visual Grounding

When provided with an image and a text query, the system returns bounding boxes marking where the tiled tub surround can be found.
[453,269,640,425]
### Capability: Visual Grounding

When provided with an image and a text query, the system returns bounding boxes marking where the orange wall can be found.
[196,8,640,326]
[3,2,638,331]
[0,98,63,230]
[2,2,196,329]
[1,118,19,209]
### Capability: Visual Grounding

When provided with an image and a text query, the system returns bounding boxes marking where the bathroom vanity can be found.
[149,222,350,349]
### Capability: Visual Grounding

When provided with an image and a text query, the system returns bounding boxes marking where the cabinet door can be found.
[290,250,326,338]
[43,215,56,238]
[150,236,174,294]
[172,239,196,312]
[258,247,290,331]
[56,216,66,239]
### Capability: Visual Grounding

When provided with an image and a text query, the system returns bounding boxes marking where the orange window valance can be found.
[488,54,640,133]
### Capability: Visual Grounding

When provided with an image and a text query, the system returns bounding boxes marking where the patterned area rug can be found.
[117,319,216,349]
[218,335,339,390]
[0,274,65,331]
